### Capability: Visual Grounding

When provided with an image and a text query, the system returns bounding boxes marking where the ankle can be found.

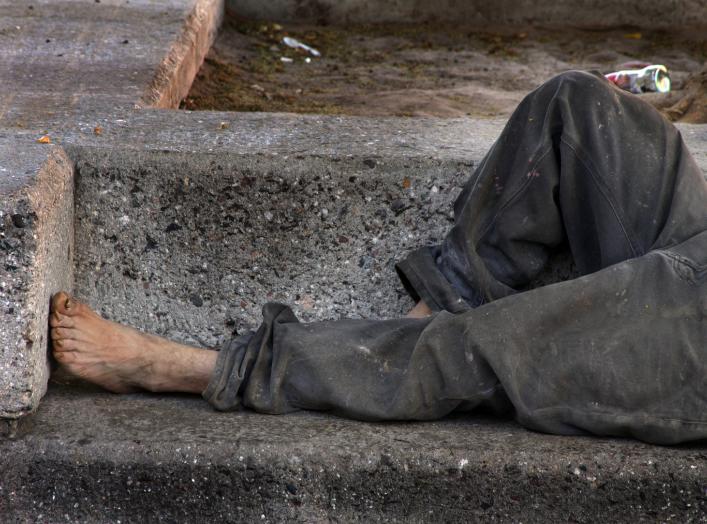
[143,342,216,394]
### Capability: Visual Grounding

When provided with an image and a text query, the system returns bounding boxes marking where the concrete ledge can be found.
[60,114,563,349]
[48,110,707,173]
[0,139,73,420]
[1,111,705,425]
[0,384,704,522]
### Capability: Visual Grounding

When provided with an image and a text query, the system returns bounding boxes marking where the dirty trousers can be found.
[203,71,707,445]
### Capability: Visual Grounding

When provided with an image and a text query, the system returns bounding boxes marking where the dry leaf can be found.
[402,177,411,189]
[36,135,51,144]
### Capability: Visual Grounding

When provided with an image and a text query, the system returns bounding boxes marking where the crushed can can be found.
[605,64,671,94]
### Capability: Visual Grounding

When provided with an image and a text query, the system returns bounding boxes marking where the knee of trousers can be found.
[536,69,615,106]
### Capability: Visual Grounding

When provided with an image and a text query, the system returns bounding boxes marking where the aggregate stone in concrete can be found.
[227,0,707,29]
[0,384,704,522]
[0,137,73,420]
[60,112,502,349]
[72,148,470,348]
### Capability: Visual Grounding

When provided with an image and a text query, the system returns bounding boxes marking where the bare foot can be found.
[50,292,217,394]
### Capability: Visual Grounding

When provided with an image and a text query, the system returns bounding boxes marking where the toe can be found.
[49,313,74,328]
[52,337,78,352]
[51,292,90,317]
[52,291,83,316]
[51,326,76,341]
[51,291,71,313]
[53,349,76,363]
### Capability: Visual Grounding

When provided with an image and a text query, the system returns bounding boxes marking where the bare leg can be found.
[50,292,216,394]
[49,291,427,395]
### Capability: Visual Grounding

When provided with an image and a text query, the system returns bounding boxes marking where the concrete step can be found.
[0,112,704,521]
[0,136,73,421]
[0,0,222,129]
[67,112,502,346]
[0,1,706,520]
[1,383,705,522]
[1,110,705,409]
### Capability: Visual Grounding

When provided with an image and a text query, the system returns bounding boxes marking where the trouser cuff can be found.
[202,332,255,411]
[396,246,470,313]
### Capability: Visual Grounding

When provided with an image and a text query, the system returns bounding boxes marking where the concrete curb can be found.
[0,143,74,419]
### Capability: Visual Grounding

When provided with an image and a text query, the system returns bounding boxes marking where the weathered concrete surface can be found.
[0,0,223,127]
[73,150,472,347]
[0,137,73,421]
[0,384,704,522]
[0,0,223,423]
[63,113,502,348]
[227,0,707,29]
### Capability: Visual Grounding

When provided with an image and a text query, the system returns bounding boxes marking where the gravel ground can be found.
[183,14,707,122]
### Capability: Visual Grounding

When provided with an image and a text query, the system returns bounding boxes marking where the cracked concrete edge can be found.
[139,0,225,109]
[0,144,74,421]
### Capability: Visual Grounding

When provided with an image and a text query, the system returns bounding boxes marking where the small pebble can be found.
[11,214,26,228]
[189,294,204,307]
[390,199,406,214]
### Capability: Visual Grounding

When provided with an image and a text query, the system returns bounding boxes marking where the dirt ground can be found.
[182,14,707,122]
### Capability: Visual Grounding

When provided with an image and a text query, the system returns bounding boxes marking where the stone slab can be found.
[0,384,704,522]
[34,112,504,349]
[2,108,705,421]
[227,0,707,29]
[0,136,73,420]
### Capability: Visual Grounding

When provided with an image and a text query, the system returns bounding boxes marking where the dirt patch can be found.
[182,14,707,122]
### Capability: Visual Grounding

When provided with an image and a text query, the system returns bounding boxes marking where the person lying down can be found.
[50,71,707,446]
